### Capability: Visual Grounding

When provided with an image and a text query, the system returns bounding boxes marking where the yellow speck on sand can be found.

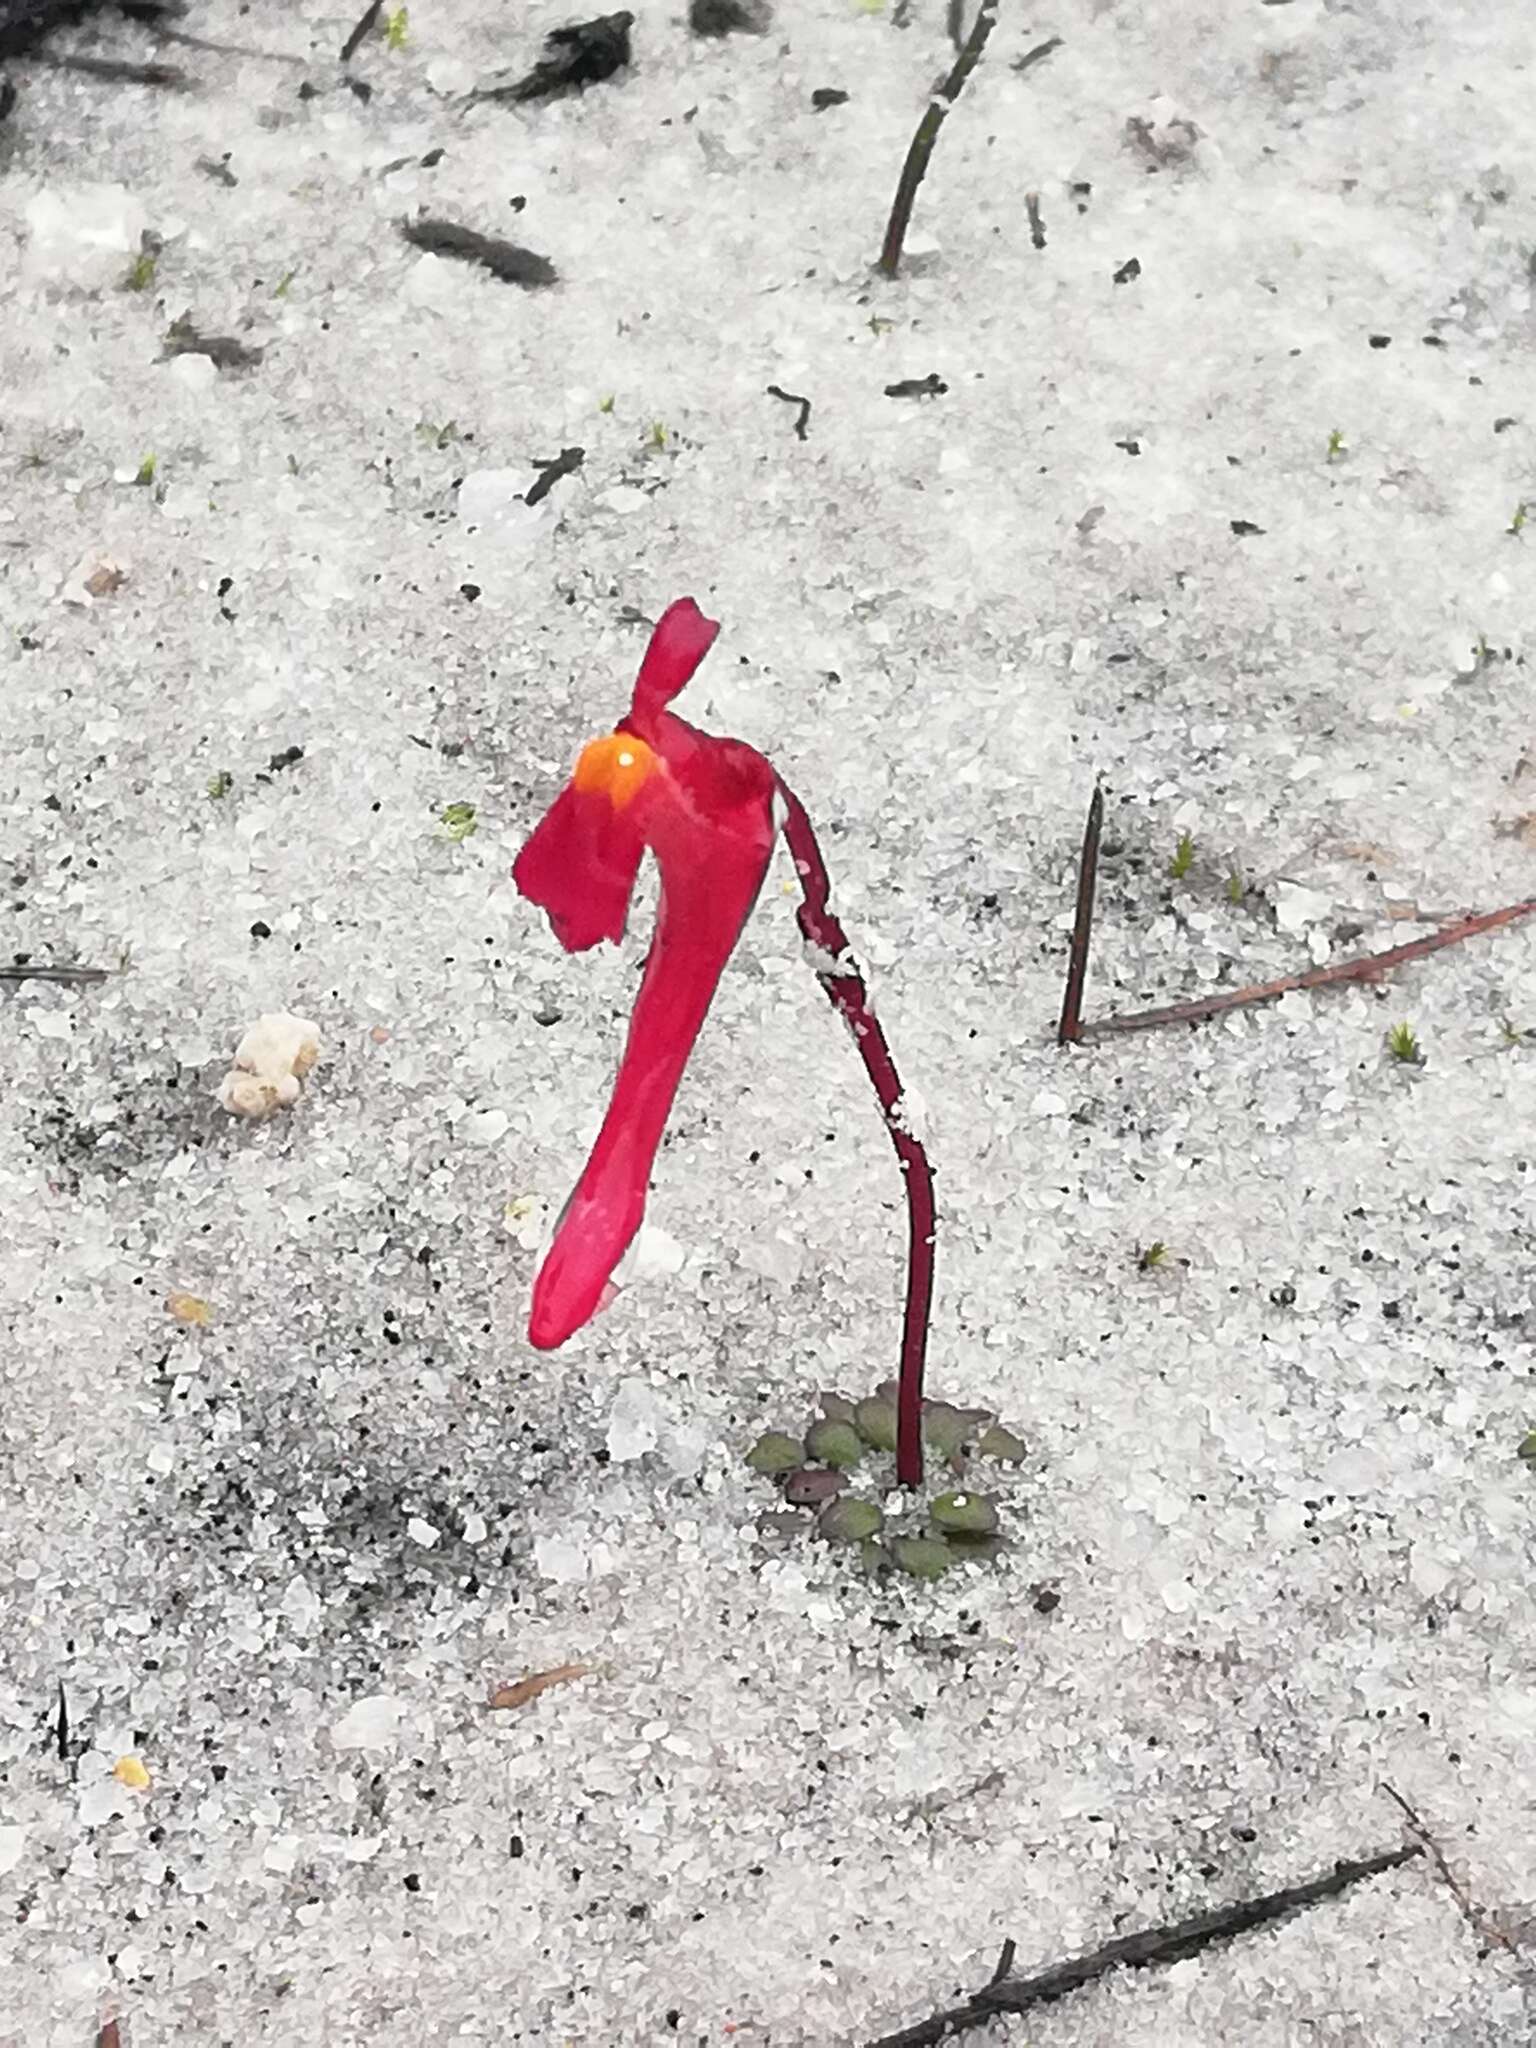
[113,1756,150,1790]
[167,1290,213,1326]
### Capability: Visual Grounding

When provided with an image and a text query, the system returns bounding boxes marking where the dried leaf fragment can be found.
[166,1289,213,1326]
[489,1661,590,1711]
[113,1755,151,1790]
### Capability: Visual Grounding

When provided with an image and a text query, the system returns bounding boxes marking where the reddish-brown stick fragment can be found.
[1087,897,1536,1038]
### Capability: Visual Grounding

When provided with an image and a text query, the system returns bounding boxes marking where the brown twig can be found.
[868,1845,1421,2047]
[876,0,998,279]
[777,784,936,1489]
[1380,1784,1522,1958]
[1086,896,1536,1039]
[1056,783,1103,1044]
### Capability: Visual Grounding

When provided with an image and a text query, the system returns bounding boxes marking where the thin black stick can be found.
[1056,782,1103,1045]
[340,0,384,63]
[1013,34,1063,75]
[876,0,998,279]
[868,1845,1421,2048]
[1025,190,1045,249]
[766,384,812,441]
[36,51,187,87]
[1,963,108,985]
[1086,895,1536,1039]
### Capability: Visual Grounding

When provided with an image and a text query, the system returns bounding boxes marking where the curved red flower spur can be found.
[513,598,937,1485]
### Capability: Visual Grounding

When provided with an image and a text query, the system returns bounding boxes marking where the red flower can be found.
[514,599,779,1350]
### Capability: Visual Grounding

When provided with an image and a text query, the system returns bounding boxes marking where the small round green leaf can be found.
[745,1431,804,1475]
[853,1397,898,1451]
[1518,1430,1536,1465]
[806,1418,864,1468]
[930,1490,999,1536]
[921,1402,972,1456]
[976,1423,1028,1463]
[818,1391,858,1425]
[891,1535,953,1582]
[817,1497,884,1543]
[783,1466,846,1506]
[943,1530,1007,1563]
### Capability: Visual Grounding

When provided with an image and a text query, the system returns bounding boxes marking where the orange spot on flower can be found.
[572,733,657,809]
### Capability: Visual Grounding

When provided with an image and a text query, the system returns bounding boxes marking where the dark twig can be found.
[2,962,108,985]
[474,11,633,105]
[339,0,382,63]
[1056,782,1103,1045]
[777,783,936,1490]
[1380,1784,1521,1958]
[399,216,557,288]
[1012,33,1062,74]
[36,49,186,84]
[876,0,998,279]
[1025,189,1045,248]
[54,1679,69,1761]
[868,1846,1421,2047]
[524,446,584,507]
[1087,896,1536,1039]
[766,384,811,441]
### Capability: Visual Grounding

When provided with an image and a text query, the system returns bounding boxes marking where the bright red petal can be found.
[629,598,720,739]
[513,782,646,953]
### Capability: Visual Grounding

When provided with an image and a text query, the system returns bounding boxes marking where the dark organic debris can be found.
[36,48,185,84]
[2,961,108,985]
[1012,33,1061,74]
[1025,190,1045,248]
[161,315,265,371]
[810,86,847,110]
[766,383,811,441]
[400,215,558,288]
[1056,782,1103,1045]
[884,374,947,399]
[524,445,585,506]
[868,1847,1422,2047]
[267,744,304,773]
[339,0,382,64]
[477,11,633,105]
[877,0,997,279]
[1112,255,1140,284]
[689,0,769,34]
[194,151,236,185]
[0,73,13,118]
[1229,518,1265,536]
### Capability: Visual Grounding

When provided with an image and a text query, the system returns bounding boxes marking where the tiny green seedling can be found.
[207,769,233,800]
[1517,1430,1536,1465]
[1169,830,1196,880]
[273,269,298,299]
[123,249,157,292]
[1137,1240,1169,1271]
[416,419,461,449]
[134,453,157,487]
[1224,868,1244,904]
[1386,1021,1420,1064]
[385,6,409,48]
[1326,428,1346,462]
[648,421,668,450]
[598,394,616,415]
[441,801,478,842]
[1509,503,1529,537]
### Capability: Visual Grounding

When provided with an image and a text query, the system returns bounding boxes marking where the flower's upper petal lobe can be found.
[629,598,720,739]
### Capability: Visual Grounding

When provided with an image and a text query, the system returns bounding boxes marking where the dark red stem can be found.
[776,783,935,1488]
